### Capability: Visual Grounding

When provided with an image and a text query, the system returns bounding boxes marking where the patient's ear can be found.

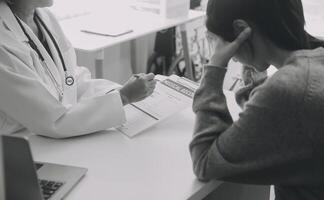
[233,19,251,37]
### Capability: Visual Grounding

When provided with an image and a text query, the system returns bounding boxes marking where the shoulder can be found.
[267,64,308,94]
[0,31,31,69]
[248,64,308,112]
[264,50,324,104]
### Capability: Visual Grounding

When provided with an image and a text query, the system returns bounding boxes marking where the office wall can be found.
[303,0,324,37]
[51,0,129,20]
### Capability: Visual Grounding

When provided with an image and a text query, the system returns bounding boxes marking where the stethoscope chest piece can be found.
[65,76,75,86]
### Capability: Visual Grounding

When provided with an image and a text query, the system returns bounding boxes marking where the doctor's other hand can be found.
[119,73,157,105]
[207,27,251,67]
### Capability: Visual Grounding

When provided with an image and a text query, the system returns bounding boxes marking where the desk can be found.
[27,108,220,200]
[59,10,205,79]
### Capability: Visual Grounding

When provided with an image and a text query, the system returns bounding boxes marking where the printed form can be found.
[117,75,198,137]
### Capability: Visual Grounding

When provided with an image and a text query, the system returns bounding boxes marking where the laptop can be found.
[1,135,87,200]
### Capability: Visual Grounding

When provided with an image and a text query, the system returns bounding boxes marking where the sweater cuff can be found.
[203,65,227,90]
[193,65,227,113]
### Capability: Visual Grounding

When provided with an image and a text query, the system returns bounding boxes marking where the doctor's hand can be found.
[119,73,157,105]
[207,27,251,67]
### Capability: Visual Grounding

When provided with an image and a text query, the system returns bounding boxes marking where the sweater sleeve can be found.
[190,65,319,186]
[235,65,268,108]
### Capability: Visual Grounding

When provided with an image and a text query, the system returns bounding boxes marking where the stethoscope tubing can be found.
[14,13,75,88]
[34,14,67,72]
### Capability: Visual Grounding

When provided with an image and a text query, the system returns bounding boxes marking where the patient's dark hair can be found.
[206,0,324,50]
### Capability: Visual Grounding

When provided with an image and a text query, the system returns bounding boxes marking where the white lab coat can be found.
[0,2,126,138]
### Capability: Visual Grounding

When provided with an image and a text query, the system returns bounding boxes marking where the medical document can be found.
[117,75,198,137]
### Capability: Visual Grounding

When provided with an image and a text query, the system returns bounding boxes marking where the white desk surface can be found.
[27,108,221,200]
[60,10,205,52]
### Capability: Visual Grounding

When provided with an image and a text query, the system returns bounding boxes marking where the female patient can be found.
[0,0,156,138]
[190,0,324,199]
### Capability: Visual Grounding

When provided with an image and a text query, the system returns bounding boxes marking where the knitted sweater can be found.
[190,48,324,200]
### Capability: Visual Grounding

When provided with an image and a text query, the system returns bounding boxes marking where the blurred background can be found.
[49,0,324,90]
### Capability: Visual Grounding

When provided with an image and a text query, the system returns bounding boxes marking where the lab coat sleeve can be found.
[75,66,122,100]
[0,47,126,138]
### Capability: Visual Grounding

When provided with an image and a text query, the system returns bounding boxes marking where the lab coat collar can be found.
[35,9,64,71]
[35,8,60,41]
[20,17,64,92]
[0,2,28,42]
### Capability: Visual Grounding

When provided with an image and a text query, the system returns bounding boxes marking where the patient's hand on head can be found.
[119,73,157,105]
[206,27,251,67]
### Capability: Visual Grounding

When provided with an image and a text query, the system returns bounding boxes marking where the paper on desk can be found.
[81,20,133,37]
[117,75,198,138]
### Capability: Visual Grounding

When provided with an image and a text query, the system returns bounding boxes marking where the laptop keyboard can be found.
[39,179,64,200]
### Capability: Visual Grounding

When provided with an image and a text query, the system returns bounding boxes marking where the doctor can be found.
[0,0,156,138]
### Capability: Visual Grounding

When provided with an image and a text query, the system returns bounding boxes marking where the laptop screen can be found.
[2,136,43,200]
[0,137,5,200]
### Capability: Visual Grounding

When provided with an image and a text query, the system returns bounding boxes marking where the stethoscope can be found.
[14,13,75,98]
